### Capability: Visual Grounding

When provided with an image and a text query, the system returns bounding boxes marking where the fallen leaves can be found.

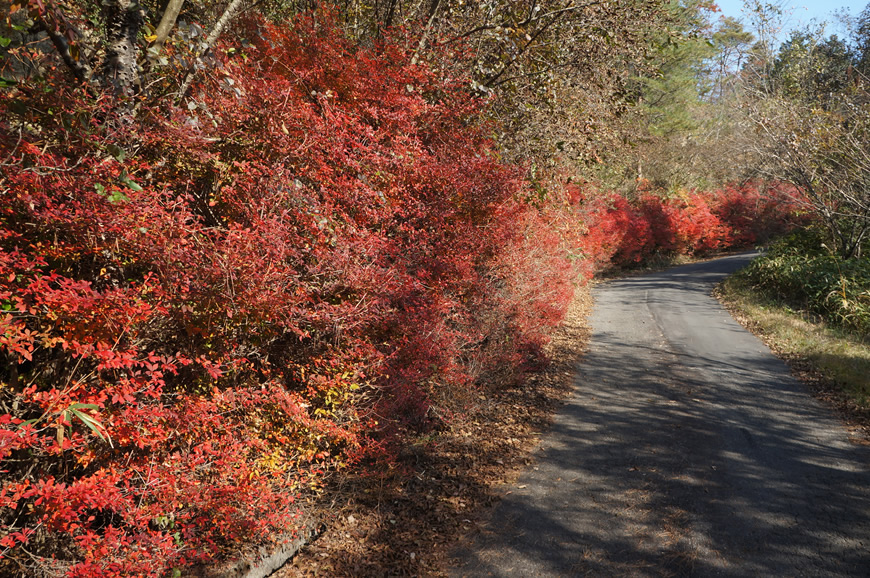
[276,286,593,576]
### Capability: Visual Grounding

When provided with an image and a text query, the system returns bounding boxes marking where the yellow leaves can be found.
[322,375,362,410]
[256,448,285,471]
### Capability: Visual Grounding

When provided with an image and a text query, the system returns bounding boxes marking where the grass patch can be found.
[737,229,870,335]
[717,273,870,409]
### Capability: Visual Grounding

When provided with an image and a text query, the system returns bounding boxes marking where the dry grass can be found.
[716,275,870,437]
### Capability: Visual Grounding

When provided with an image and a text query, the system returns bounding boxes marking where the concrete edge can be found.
[198,519,322,578]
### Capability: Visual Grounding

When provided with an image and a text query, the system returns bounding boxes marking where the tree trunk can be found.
[153,0,186,51]
[383,0,399,32]
[104,0,144,94]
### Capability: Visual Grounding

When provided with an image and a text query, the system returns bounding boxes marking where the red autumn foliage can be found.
[569,179,806,270]
[0,13,580,575]
[0,11,805,576]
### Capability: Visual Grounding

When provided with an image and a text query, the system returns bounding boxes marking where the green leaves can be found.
[94,169,141,203]
[21,403,112,448]
[61,403,113,447]
[120,170,143,191]
[106,143,126,162]
[740,231,870,335]
[94,182,129,204]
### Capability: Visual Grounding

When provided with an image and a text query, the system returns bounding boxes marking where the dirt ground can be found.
[274,285,594,577]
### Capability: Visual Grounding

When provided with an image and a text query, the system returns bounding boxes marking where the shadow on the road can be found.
[451,252,870,577]
[453,338,870,576]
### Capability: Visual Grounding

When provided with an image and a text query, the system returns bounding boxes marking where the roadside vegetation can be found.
[0,0,867,575]
[719,229,870,409]
[717,1,870,420]
[741,230,870,336]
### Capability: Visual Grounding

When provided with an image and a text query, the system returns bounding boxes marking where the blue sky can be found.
[712,0,868,37]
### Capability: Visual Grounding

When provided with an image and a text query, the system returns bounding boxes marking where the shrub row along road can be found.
[451,253,870,577]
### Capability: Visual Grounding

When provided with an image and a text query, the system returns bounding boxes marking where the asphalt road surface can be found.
[451,253,870,577]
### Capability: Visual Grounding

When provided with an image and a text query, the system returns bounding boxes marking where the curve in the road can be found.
[450,253,870,577]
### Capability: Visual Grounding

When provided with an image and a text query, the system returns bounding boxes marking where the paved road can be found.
[451,253,870,577]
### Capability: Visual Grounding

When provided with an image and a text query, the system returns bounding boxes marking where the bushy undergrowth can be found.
[0,11,806,577]
[567,179,805,273]
[735,229,870,336]
[0,14,579,576]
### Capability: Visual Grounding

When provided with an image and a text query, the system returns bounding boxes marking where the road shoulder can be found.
[714,278,870,444]
[276,286,594,576]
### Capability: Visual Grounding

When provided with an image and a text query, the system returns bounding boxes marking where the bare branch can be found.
[38,20,93,84]
[483,1,586,88]
[439,0,603,46]
[177,0,247,100]
[411,0,442,66]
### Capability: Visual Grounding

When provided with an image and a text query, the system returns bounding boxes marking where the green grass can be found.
[737,230,870,336]
[718,273,870,408]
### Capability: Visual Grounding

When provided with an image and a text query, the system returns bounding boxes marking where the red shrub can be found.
[0,12,583,574]
[0,7,806,571]
[569,182,805,273]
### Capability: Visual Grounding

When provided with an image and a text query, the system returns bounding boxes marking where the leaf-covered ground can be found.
[276,286,594,576]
